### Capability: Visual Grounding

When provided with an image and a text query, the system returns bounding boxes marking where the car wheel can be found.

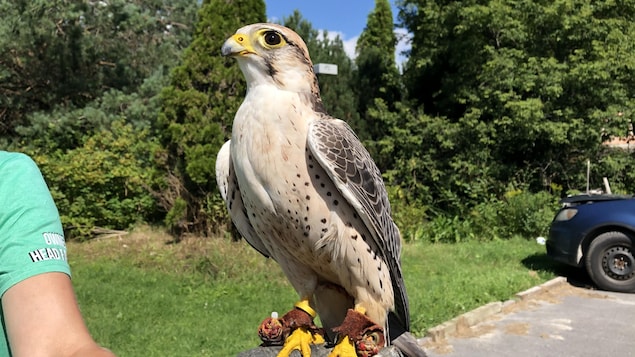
[585,231,635,292]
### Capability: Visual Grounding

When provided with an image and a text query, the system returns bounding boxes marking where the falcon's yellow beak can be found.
[221,33,256,57]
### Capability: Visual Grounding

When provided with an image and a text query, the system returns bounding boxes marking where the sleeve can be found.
[0,152,71,298]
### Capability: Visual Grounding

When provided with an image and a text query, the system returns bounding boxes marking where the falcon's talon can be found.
[331,308,385,357]
[327,335,357,357]
[276,326,325,357]
[265,303,325,354]
[356,329,383,357]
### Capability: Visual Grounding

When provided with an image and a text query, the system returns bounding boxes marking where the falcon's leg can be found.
[258,298,325,357]
[313,283,354,343]
[328,306,385,357]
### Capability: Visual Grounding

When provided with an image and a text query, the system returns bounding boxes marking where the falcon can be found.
[216,23,426,357]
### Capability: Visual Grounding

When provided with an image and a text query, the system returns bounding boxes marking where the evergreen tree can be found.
[354,0,402,171]
[156,0,265,236]
[355,0,401,119]
[0,0,195,137]
[1,0,197,238]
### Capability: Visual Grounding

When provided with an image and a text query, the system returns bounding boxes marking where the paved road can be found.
[420,280,635,357]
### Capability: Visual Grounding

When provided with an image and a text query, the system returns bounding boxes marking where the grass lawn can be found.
[68,226,561,356]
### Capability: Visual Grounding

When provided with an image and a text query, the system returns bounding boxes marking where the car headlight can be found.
[554,208,578,221]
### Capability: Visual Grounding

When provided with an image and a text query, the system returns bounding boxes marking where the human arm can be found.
[2,272,116,357]
[0,152,115,357]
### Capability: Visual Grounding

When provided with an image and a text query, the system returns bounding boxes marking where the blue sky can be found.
[265,0,409,64]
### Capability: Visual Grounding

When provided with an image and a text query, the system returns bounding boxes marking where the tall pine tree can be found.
[0,0,195,138]
[156,0,265,236]
[355,0,401,117]
[355,0,402,171]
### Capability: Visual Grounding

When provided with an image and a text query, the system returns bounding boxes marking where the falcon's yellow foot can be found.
[266,299,325,357]
[276,326,326,357]
[330,308,385,357]
[327,335,357,357]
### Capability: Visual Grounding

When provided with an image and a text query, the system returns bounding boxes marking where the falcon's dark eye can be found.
[264,31,282,46]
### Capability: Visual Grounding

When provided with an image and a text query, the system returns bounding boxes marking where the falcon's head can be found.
[222,23,322,102]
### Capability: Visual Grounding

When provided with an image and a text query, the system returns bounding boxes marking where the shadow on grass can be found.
[522,252,596,290]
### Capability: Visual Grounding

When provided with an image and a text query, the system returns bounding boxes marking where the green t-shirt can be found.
[0,151,71,356]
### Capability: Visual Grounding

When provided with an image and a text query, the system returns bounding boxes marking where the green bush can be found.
[388,185,430,242]
[478,189,560,240]
[496,189,560,238]
[32,120,161,239]
[403,189,560,244]
[417,215,477,243]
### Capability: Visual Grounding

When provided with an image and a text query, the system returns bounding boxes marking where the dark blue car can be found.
[547,194,635,292]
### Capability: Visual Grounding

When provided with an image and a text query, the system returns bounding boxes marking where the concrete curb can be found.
[420,276,568,344]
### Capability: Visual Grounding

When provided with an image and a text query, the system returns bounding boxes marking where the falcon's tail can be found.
[388,312,427,357]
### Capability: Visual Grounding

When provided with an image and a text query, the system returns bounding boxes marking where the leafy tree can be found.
[369,100,498,211]
[156,0,265,236]
[398,0,635,205]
